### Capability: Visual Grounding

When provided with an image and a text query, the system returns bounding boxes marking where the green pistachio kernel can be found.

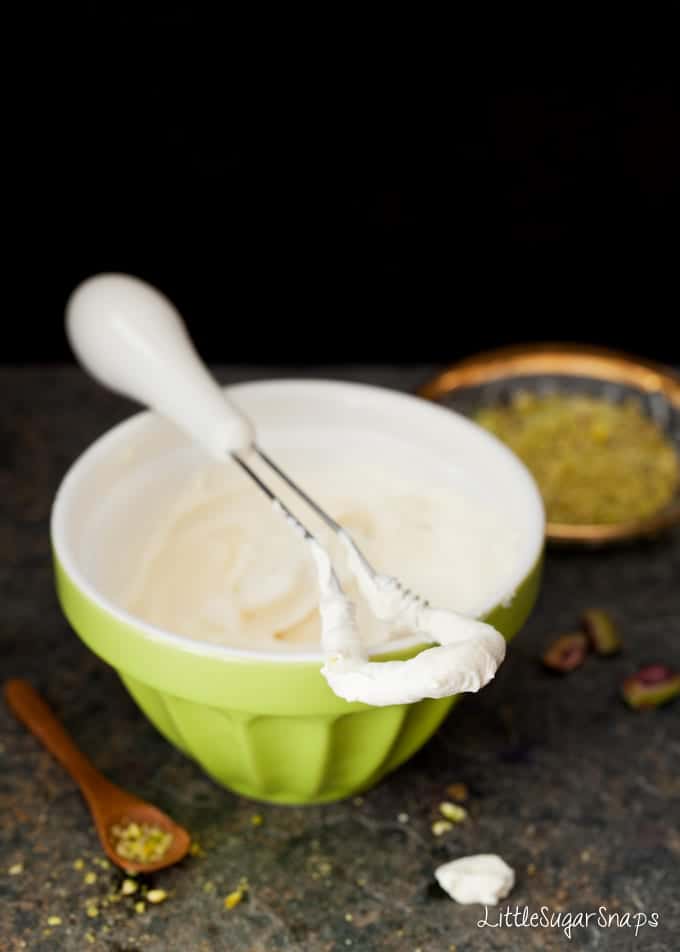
[582,609,621,655]
[542,632,589,672]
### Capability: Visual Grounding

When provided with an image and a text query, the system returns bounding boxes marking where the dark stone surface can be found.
[1,366,679,952]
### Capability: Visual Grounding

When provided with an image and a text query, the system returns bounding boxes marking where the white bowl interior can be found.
[52,379,545,662]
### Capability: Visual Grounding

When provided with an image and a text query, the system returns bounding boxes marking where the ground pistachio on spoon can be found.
[109,820,173,864]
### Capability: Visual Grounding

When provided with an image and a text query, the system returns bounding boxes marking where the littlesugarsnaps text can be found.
[478,904,659,941]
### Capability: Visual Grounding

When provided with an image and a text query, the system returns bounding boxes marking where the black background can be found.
[12,25,680,366]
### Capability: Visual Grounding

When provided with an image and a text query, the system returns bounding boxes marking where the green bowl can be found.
[51,380,544,804]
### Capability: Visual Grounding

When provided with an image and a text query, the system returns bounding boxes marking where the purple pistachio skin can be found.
[542,632,590,672]
[581,609,622,656]
[621,665,680,710]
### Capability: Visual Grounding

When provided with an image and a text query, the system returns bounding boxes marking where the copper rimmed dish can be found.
[419,344,680,546]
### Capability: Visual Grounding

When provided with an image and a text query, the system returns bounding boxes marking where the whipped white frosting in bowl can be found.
[51,379,544,802]
[54,379,543,666]
[124,462,512,706]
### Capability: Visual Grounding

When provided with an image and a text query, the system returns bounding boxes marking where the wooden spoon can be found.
[4,679,191,873]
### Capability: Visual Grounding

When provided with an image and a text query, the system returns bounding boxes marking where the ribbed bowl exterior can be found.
[54,553,542,804]
[121,675,458,803]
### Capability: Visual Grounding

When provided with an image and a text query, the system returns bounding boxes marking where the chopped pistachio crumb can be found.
[135,901,146,914]
[72,859,85,871]
[110,819,173,865]
[84,871,97,885]
[85,933,95,944]
[189,842,204,857]
[344,913,353,922]
[95,858,110,869]
[224,888,245,909]
[8,863,23,875]
[86,904,99,918]
[47,916,62,926]
[356,877,367,887]
[432,820,453,837]
[439,801,467,823]
[397,812,409,823]
[251,814,263,827]
[122,878,138,896]
[445,782,469,802]
[147,889,168,904]
[202,881,215,893]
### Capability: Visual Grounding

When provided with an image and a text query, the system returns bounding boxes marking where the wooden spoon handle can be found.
[4,679,109,796]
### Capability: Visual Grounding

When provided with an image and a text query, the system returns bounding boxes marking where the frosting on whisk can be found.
[311,532,507,707]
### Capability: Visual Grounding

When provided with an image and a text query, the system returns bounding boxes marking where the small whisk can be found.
[66,273,426,617]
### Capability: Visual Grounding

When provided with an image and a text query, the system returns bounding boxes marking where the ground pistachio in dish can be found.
[476,392,679,525]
